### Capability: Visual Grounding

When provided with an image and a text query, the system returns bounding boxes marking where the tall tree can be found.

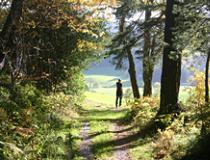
[119,12,140,98]
[0,0,24,68]
[111,3,140,99]
[143,0,153,97]
[158,0,181,114]
[112,0,164,98]
[173,0,209,104]
[0,0,105,94]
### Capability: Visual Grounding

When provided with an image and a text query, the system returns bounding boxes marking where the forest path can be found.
[78,101,134,160]
[111,121,133,160]
[79,122,93,160]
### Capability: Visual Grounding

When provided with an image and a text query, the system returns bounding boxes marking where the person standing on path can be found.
[116,79,123,108]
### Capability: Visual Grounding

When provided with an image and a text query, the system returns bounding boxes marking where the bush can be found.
[152,129,175,159]
[0,83,79,159]
[187,70,210,134]
[129,97,159,128]
[188,70,205,107]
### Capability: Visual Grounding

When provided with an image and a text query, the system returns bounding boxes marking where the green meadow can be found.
[85,75,191,105]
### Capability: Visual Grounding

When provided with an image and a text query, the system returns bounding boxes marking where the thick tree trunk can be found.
[158,0,181,115]
[143,6,154,97]
[0,0,24,66]
[205,50,210,104]
[127,48,140,99]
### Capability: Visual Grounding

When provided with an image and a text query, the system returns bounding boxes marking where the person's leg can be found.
[115,96,118,108]
[119,96,122,107]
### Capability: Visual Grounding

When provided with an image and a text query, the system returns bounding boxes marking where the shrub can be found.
[129,97,159,128]
[187,70,210,134]
[188,70,205,107]
[0,83,76,159]
[152,129,175,159]
[0,108,8,121]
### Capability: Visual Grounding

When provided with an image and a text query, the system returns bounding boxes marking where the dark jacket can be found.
[116,82,122,96]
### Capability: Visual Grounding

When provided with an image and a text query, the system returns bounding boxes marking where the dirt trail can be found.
[79,106,133,160]
[111,122,132,160]
[79,122,93,160]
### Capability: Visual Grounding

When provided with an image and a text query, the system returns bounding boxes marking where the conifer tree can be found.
[158,0,181,114]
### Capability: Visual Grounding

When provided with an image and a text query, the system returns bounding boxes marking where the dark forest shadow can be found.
[180,133,210,160]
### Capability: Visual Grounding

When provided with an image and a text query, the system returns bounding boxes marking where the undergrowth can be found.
[128,70,209,160]
[0,84,80,159]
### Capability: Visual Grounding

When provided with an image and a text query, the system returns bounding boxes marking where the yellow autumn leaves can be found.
[67,0,119,6]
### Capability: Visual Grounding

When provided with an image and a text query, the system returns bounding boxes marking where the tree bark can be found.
[205,49,210,104]
[127,48,140,99]
[0,0,24,66]
[119,15,140,99]
[158,0,181,114]
[143,5,154,97]
[143,62,153,97]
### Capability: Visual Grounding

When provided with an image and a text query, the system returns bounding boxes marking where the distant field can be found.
[85,91,116,105]
[85,75,192,105]
[85,75,130,88]
[85,75,118,82]
[85,87,137,106]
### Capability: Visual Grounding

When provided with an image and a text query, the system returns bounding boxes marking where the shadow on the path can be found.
[76,106,158,156]
[86,126,135,140]
[91,119,158,154]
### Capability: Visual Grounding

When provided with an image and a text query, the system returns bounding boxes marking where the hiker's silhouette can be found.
[116,79,123,108]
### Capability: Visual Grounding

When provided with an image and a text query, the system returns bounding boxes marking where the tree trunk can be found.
[119,15,140,99]
[0,0,24,66]
[158,0,181,115]
[127,48,140,99]
[205,49,210,104]
[143,5,154,97]
[143,63,153,97]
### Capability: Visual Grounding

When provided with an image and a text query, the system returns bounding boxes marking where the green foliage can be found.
[152,129,175,159]
[43,92,72,111]
[156,114,175,129]
[129,97,159,127]
[186,70,210,135]
[0,84,42,118]
[13,84,43,109]
[41,134,66,159]
[0,1,106,157]
[61,70,86,99]
[174,0,210,56]
[0,83,79,159]
[0,0,107,94]
[127,96,201,160]
[188,70,206,106]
